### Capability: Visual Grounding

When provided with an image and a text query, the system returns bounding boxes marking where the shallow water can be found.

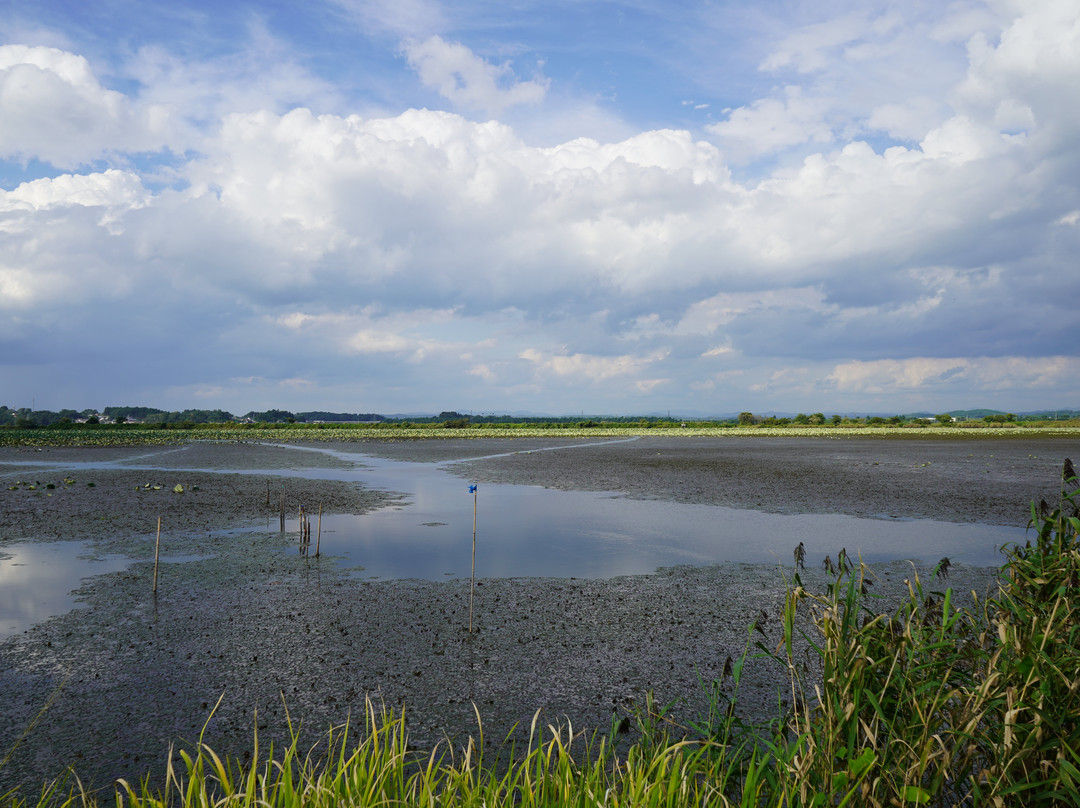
[304,451,1026,579]
[0,442,1028,636]
[0,543,215,640]
[0,542,130,638]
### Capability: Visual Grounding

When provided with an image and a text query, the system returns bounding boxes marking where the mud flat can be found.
[0,435,1073,795]
[392,434,1076,527]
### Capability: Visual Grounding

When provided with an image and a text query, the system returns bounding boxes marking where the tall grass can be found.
[5,463,1079,807]
[761,459,1080,807]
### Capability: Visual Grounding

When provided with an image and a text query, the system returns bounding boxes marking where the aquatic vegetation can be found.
[2,421,1079,448]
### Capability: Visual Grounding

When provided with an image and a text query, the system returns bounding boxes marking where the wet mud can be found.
[436,435,1078,527]
[1,436,1071,795]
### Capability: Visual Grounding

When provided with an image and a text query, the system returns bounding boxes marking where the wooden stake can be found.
[469,485,477,633]
[316,504,322,557]
[153,516,162,593]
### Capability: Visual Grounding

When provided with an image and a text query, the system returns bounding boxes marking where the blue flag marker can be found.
[469,484,477,493]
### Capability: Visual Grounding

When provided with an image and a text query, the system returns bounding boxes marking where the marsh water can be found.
[0,441,1028,639]
[313,451,1024,578]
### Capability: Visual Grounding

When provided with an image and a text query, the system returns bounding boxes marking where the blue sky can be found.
[1,0,1078,415]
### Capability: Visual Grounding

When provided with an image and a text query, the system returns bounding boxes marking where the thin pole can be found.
[469,485,477,633]
[316,503,322,557]
[153,516,162,593]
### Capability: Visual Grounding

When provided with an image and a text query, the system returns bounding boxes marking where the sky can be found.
[1,0,1078,417]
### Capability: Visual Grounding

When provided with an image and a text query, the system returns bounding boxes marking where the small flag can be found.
[469,484,477,493]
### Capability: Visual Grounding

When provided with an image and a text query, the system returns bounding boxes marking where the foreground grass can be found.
[3,468,1078,807]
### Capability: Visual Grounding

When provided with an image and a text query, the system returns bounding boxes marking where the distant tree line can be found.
[1,405,1076,429]
[99,407,386,424]
[0,405,386,428]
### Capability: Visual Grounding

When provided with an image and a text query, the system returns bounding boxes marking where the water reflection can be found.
[0,442,1030,638]
[309,454,1027,580]
[0,542,130,639]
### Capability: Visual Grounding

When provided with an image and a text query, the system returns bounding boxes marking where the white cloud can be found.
[759,13,870,74]
[0,268,33,306]
[0,170,150,308]
[955,1,1080,148]
[708,3,1053,163]
[468,363,496,383]
[0,169,148,214]
[701,345,734,358]
[404,35,548,117]
[676,288,829,335]
[827,356,1080,395]
[348,329,429,357]
[126,33,338,133]
[2,2,1078,414]
[709,86,834,160]
[866,97,946,141]
[828,357,970,393]
[519,348,668,382]
[0,45,170,166]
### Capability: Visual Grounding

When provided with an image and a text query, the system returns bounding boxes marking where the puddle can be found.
[0,543,218,640]
[0,542,131,639]
[306,459,1026,579]
[261,448,1026,579]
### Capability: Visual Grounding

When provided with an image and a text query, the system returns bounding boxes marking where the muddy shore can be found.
[350,434,1074,526]
[0,436,1074,796]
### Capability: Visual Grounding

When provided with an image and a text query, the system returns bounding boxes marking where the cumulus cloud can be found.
[1,1,1078,413]
[0,45,171,166]
[403,35,548,117]
[709,86,834,160]
[0,169,147,215]
[708,4,1033,162]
